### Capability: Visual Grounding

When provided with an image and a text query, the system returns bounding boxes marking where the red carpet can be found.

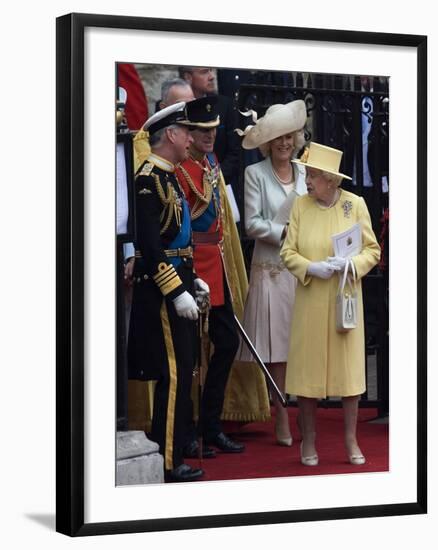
[186,407,389,481]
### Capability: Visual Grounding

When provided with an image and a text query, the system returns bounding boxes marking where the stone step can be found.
[116,431,164,485]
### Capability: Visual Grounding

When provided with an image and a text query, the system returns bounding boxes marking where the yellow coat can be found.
[280,190,380,398]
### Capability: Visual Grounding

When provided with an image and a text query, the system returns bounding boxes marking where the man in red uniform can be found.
[175,97,244,456]
[178,67,240,193]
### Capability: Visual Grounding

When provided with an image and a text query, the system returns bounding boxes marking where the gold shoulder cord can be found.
[153,173,181,234]
[205,159,222,231]
[203,158,221,231]
[178,164,213,220]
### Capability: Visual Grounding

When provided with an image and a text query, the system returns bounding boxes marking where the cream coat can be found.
[280,190,380,398]
[245,157,306,266]
[239,157,305,362]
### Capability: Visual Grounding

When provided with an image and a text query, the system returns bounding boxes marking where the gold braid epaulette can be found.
[136,164,182,234]
[152,173,182,235]
[135,161,153,178]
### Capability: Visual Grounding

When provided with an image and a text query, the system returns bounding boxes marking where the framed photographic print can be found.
[56,12,427,536]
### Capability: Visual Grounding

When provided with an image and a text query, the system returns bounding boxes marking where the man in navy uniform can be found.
[128,102,210,482]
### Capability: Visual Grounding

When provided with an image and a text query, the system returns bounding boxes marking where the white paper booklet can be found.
[225,184,241,223]
[331,222,362,258]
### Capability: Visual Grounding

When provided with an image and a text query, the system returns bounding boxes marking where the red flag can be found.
[117,63,148,130]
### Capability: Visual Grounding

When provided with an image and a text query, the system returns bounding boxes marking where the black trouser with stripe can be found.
[151,299,196,471]
[186,285,240,443]
[202,288,240,439]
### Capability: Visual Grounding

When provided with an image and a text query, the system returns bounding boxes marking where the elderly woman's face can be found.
[305,167,331,200]
[270,133,295,161]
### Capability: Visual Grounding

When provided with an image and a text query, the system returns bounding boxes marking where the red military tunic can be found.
[176,154,225,306]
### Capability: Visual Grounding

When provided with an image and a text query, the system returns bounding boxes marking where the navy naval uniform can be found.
[128,153,197,473]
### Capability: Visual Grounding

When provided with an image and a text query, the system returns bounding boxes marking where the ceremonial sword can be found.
[233,314,288,408]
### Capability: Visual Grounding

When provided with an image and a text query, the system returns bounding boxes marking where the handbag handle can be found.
[338,258,357,294]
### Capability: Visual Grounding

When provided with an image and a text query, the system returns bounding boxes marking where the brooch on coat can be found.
[342,200,353,218]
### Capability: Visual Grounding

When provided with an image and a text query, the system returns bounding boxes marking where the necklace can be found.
[271,162,294,185]
[316,188,340,209]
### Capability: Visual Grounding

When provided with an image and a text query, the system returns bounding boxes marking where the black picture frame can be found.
[116,131,136,244]
[56,12,427,537]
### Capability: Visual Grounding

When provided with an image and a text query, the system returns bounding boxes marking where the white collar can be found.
[148,152,175,172]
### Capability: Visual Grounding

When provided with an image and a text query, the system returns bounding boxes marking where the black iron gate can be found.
[235,72,389,416]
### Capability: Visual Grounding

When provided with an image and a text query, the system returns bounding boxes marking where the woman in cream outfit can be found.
[280,142,380,466]
[238,100,307,446]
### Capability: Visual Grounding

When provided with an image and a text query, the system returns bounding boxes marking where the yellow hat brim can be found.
[292,159,352,180]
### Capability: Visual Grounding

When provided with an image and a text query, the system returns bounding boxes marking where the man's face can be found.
[186,68,216,96]
[190,127,217,155]
[160,84,194,109]
[167,125,194,163]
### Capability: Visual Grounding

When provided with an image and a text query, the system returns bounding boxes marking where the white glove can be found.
[172,291,199,321]
[307,261,340,280]
[194,278,210,303]
[326,256,347,271]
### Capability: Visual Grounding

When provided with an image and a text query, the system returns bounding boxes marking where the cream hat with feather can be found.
[237,99,307,150]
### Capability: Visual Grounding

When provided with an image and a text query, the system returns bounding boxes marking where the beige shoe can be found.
[348,454,366,465]
[275,417,292,447]
[277,434,293,447]
[300,442,318,466]
[346,441,366,465]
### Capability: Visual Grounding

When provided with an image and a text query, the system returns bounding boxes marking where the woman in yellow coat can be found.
[280,143,380,466]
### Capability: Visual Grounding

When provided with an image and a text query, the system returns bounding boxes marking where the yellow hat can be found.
[292,142,352,180]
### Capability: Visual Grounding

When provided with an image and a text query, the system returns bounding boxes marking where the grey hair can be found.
[259,128,306,159]
[321,171,343,187]
[149,124,180,147]
[161,78,192,104]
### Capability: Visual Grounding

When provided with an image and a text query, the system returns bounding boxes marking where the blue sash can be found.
[206,152,216,168]
[167,198,191,268]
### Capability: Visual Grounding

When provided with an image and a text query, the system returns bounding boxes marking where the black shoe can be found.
[165,463,204,482]
[206,432,245,453]
[183,440,217,459]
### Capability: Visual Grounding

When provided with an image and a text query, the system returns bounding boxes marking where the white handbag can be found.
[336,259,357,332]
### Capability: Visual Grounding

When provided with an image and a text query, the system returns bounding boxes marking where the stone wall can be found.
[134,64,178,116]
